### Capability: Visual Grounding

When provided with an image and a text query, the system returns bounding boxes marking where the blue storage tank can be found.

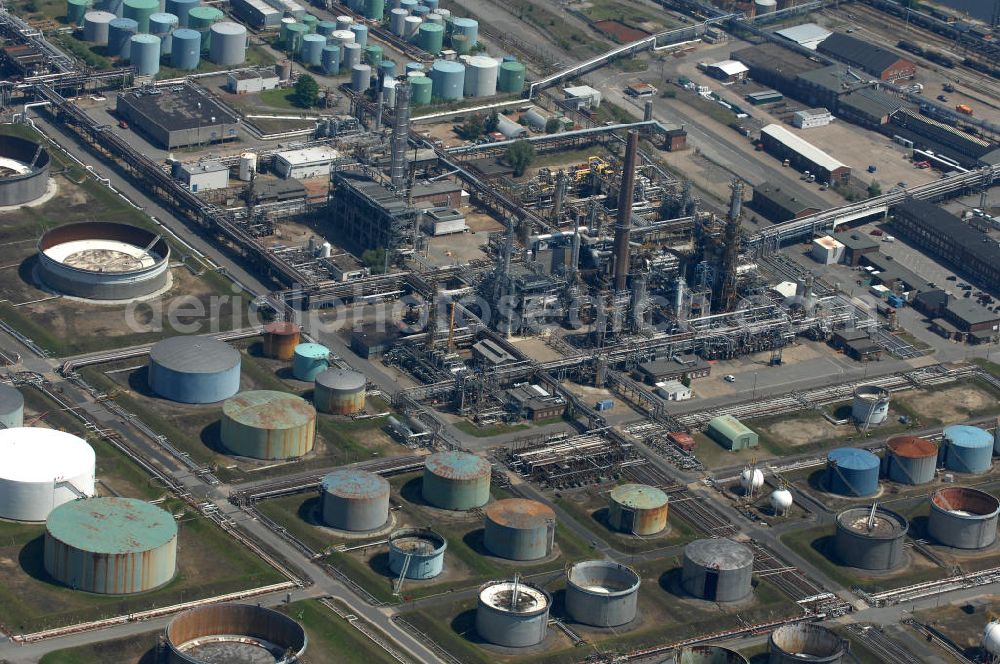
[316,19,337,35]
[148,336,241,404]
[430,59,464,100]
[411,4,429,15]
[165,0,198,26]
[826,447,880,496]
[452,16,478,45]
[149,12,178,56]
[292,343,329,381]
[423,0,437,9]
[320,44,341,74]
[300,33,326,66]
[170,27,200,68]
[942,425,993,473]
[129,33,160,74]
[349,23,368,48]
[405,61,424,73]
[108,17,138,59]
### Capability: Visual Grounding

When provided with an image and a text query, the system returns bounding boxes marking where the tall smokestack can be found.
[613,130,638,292]
[390,81,410,190]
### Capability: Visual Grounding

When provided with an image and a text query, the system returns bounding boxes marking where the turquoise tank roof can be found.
[47,498,177,554]
[827,447,880,470]
[322,469,389,498]
[943,425,992,448]
[294,342,329,359]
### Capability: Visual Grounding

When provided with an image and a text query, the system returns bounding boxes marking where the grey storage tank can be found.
[148,336,241,404]
[422,451,491,510]
[149,12,179,56]
[884,435,937,485]
[928,486,999,550]
[342,42,362,70]
[834,505,908,570]
[0,385,24,429]
[321,44,341,74]
[83,10,116,43]
[208,21,247,65]
[313,368,366,415]
[768,623,845,664]
[565,560,640,627]
[483,498,555,561]
[681,538,754,602]
[0,134,51,207]
[321,469,390,531]
[129,34,160,74]
[108,17,138,58]
[388,527,446,579]
[170,28,201,69]
[677,646,750,664]
[351,63,371,92]
[476,579,551,647]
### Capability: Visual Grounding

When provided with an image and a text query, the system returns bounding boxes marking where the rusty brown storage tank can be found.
[321,468,390,531]
[44,497,177,594]
[484,498,555,560]
[166,603,308,663]
[262,321,300,360]
[928,487,1000,549]
[422,451,491,510]
[884,435,937,485]
[607,483,668,535]
[220,390,316,459]
[313,367,366,415]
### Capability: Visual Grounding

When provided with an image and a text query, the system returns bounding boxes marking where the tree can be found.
[680,375,692,388]
[506,140,535,177]
[484,110,499,134]
[867,179,882,197]
[544,117,561,134]
[361,247,387,274]
[460,114,484,139]
[291,75,319,109]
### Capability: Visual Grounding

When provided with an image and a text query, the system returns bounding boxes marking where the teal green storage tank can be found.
[417,22,443,54]
[498,60,525,93]
[66,0,92,25]
[422,451,491,510]
[292,342,330,381]
[284,22,308,53]
[363,0,384,20]
[301,13,318,31]
[186,5,222,51]
[122,0,157,31]
[363,44,382,67]
[410,75,432,105]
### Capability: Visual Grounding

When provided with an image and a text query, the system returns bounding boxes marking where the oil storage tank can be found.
[321,469,390,531]
[0,384,24,429]
[314,368,366,415]
[321,44,341,74]
[928,487,999,549]
[476,580,551,647]
[44,497,177,594]
[768,623,845,664]
[363,44,382,67]
[681,538,754,602]
[83,10,116,43]
[220,390,316,460]
[498,60,526,93]
[350,62,371,90]
[422,451,490,510]
[565,560,640,627]
[165,0,198,26]
[67,0,92,25]
[416,22,443,53]
[677,646,750,664]
[129,34,160,74]
[884,435,937,484]
[825,448,880,496]
[329,28,355,45]
[166,604,307,664]
[284,22,308,53]
[300,33,326,66]
[170,28,201,69]
[410,75,432,104]
[342,42,362,70]
[148,336,241,404]
[108,17,138,58]
[0,134,50,206]
[464,55,498,97]
[388,527,446,579]
[149,12,179,55]
[349,23,368,47]
[942,425,993,473]
[0,427,95,522]
[484,498,555,561]
[607,483,668,535]
[187,5,222,51]
[291,342,329,381]
[363,0,383,20]
[209,21,247,65]
[122,0,156,32]
[389,7,407,35]
[834,506,908,570]
[262,321,300,360]
[431,59,464,100]
[452,16,478,45]
[851,385,889,426]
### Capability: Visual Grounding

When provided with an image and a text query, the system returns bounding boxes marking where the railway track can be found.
[846,624,914,663]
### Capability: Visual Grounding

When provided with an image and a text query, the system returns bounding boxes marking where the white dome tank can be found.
[984,621,1000,656]
[769,488,793,515]
[0,428,96,522]
[740,467,764,494]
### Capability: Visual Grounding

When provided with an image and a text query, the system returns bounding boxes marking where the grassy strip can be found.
[454,420,529,437]
[39,631,158,664]
[279,600,401,664]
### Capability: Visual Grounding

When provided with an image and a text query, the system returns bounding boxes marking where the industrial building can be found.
[837,88,902,128]
[329,171,420,258]
[811,236,845,264]
[704,59,749,82]
[607,483,668,535]
[759,124,851,184]
[262,321,300,360]
[0,134,50,206]
[834,506,908,570]
[751,182,826,223]
[941,425,993,473]
[313,368,366,415]
[884,436,937,485]
[890,109,994,162]
[0,384,23,429]
[388,527,447,579]
[475,579,551,647]
[796,65,870,114]
[148,336,242,404]
[274,146,341,179]
[230,0,282,28]
[37,222,170,300]
[791,108,833,129]
[681,538,754,602]
[0,427,95,522]
[768,624,845,664]
[227,68,280,94]
[774,22,831,50]
[166,604,308,663]
[825,448,880,496]
[220,390,316,460]
[483,498,555,561]
[817,32,917,82]
[505,383,565,422]
[831,230,879,266]
[565,560,641,628]
[562,85,602,110]
[928,487,999,550]
[173,160,229,192]
[292,342,330,381]
[636,354,711,384]
[321,469,390,531]
[732,43,822,96]
[706,415,759,451]
[116,85,239,149]
[44,497,177,594]
[422,450,491,510]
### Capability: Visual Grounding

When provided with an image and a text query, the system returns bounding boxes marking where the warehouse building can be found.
[830,328,882,362]
[173,160,229,192]
[863,253,929,293]
[707,415,758,451]
[562,85,602,110]
[794,65,869,111]
[818,32,917,81]
[732,43,821,95]
[774,22,831,50]
[231,0,281,27]
[759,124,851,184]
[506,384,566,421]
[704,59,748,82]
[116,85,239,149]
[275,146,341,179]
[938,299,1000,341]
[636,354,711,384]
[227,69,279,94]
[792,107,833,129]
[892,199,1000,295]
[837,88,902,128]
[832,230,880,266]
[751,182,826,223]
[889,108,994,161]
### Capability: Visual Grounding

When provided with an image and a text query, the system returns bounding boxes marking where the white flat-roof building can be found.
[812,235,845,264]
[775,23,832,50]
[174,160,229,192]
[274,146,340,180]
[563,85,602,110]
[227,69,280,95]
[655,379,692,401]
[705,60,749,82]
[792,107,834,129]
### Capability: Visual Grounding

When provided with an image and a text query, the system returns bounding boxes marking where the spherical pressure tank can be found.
[363,0,383,20]
[166,604,307,664]
[928,487,1000,549]
[351,63,371,92]
[388,527,446,579]
[349,23,368,48]
[291,343,329,382]
[985,621,1000,657]
[403,15,421,40]
[431,59,464,100]
[149,12,178,56]
[83,10,116,43]
[410,74,432,104]
[129,33,160,74]
[321,44,341,74]
[321,469,390,531]
[148,336,241,404]
[677,646,750,664]
[44,497,177,594]
[768,623,845,664]
[851,385,890,426]
[165,0,198,27]
[300,33,326,66]
[476,580,551,647]
[0,384,24,429]
[122,0,156,31]
[825,447,880,496]
[942,425,993,474]
[417,22,443,54]
[464,55,498,97]
[0,428,95,522]
[681,538,754,602]
[885,435,937,485]
[262,321,300,360]
[484,499,555,561]
[316,19,336,35]
[452,16,478,45]
[769,488,793,515]
[313,368,366,415]
[108,17,138,58]
[740,467,764,495]
[422,451,491,510]
[170,28,200,69]
[335,14,353,30]
[342,42,362,70]
[220,390,315,460]
[209,21,246,65]
[608,483,668,535]
[389,8,407,35]
[363,44,382,67]
[834,506,908,570]
[67,0,92,25]
[565,560,640,627]
[498,60,526,93]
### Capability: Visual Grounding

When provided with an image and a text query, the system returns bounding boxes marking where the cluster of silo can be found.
[430,59,464,100]
[883,435,937,484]
[421,451,491,510]
[681,538,754,602]
[607,483,669,535]
[321,469,390,531]
[0,427,95,522]
[851,385,890,426]
[220,390,316,460]
[148,336,242,404]
[476,579,551,647]
[44,497,177,594]
[565,560,640,627]
[388,527,447,579]
[768,623,845,664]
[313,368,366,415]
[941,425,993,474]
[834,505,908,570]
[928,487,999,550]
[262,321,300,360]
[0,384,24,429]
[483,499,555,561]
[824,447,880,497]
[291,342,329,381]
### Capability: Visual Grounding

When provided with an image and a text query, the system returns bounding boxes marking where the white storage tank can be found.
[351,63,372,92]
[0,428,96,522]
[0,384,24,429]
[464,55,498,97]
[389,7,407,35]
[238,151,257,181]
[851,385,889,426]
[403,14,421,40]
[209,21,247,65]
